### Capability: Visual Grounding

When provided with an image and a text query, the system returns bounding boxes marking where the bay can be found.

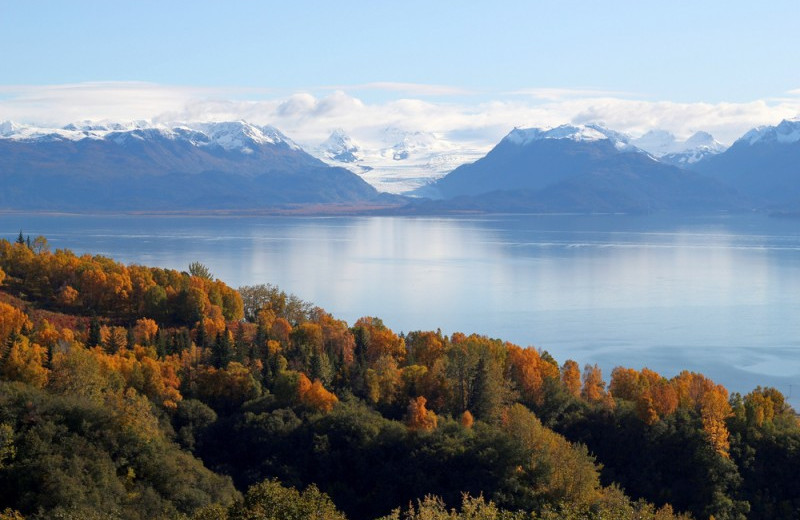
[3,212,800,408]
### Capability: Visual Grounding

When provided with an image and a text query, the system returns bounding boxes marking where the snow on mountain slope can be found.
[504,124,638,152]
[318,128,362,163]
[0,120,301,153]
[632,130,725,156]
[656,131,727,167]
[741,119,800,145]
[308,127,489,194]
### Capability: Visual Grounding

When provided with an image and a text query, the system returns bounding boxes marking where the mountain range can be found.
[693,119,800,208]
[2,118,799,214]
[413,124,742,213]
[0,121,386,211]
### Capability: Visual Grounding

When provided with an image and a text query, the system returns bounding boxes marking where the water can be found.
[3,212,800,407]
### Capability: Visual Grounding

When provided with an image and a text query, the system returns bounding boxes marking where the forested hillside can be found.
[1,236,798,520]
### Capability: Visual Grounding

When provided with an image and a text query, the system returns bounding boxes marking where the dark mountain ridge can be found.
[691,119,800,209]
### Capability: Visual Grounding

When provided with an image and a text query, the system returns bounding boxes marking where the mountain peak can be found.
[741,119,800,145]
[185,121,299,153]
[503,124,635,152]
[0,120,27,137]
[684,131,725,152]
[320,128,361,163]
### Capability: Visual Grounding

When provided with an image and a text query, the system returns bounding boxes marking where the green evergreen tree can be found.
[126,327,136,349]
[212,329,233,369]
[310,351,333,386]
[469,354,505,422]
[233,322,247,363]
[195,319,207,348]
[87,316,102,348]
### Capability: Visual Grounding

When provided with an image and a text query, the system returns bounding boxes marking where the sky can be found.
[1,1,800,147]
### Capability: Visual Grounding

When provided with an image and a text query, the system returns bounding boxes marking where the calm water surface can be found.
[3,212,800,407]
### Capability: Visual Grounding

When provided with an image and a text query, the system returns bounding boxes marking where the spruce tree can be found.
[195,319,207,348]
[212,329,233,369]
[87,317,102,348]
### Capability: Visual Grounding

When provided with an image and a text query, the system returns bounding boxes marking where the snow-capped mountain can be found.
[309,127,488,194]
[629,129,678,157]
[631,129,726,159]
[740,119,800,145]
[0,120,383,211]
[658,132,727,167]
[694,119,800,207]
[504,124,638,152]
[418,123,741,212]
[318,128,362,163]
[0,120,301,153]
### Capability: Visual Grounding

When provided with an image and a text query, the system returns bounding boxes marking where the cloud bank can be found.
[1,82,800,150]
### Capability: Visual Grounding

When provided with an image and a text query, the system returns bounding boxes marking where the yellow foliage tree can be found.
[57,285,79,307]
[133,318,158,345]
[1,336,49,388]
[700,384,732,457]
[0,302,30,344]
[33,320,61,351]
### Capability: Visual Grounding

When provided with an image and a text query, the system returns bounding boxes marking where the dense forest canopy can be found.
[1,236,799,520]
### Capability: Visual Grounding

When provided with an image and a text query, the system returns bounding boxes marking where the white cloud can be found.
[2,82,800,149]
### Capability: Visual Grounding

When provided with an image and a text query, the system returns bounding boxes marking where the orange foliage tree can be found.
[581,364,608,404]
[406,396,438,432]
[353,317,405,365]
[506,345,559,407]
[297,372,339,413]
[561,359,582,398]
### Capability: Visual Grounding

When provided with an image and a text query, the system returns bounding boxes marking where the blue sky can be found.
[1,1,799,145]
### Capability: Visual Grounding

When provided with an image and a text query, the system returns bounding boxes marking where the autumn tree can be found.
[507,345,558,407]
[132,318,158,346]
[561,359,582,398]
[460,410,474,429]
[298,373,339,413]
[406,330,445,369]
[0,302,30,347]
[581,364,608,404]
[352,317,405,365]
[406,396,438,432]
[1,336,49,388]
